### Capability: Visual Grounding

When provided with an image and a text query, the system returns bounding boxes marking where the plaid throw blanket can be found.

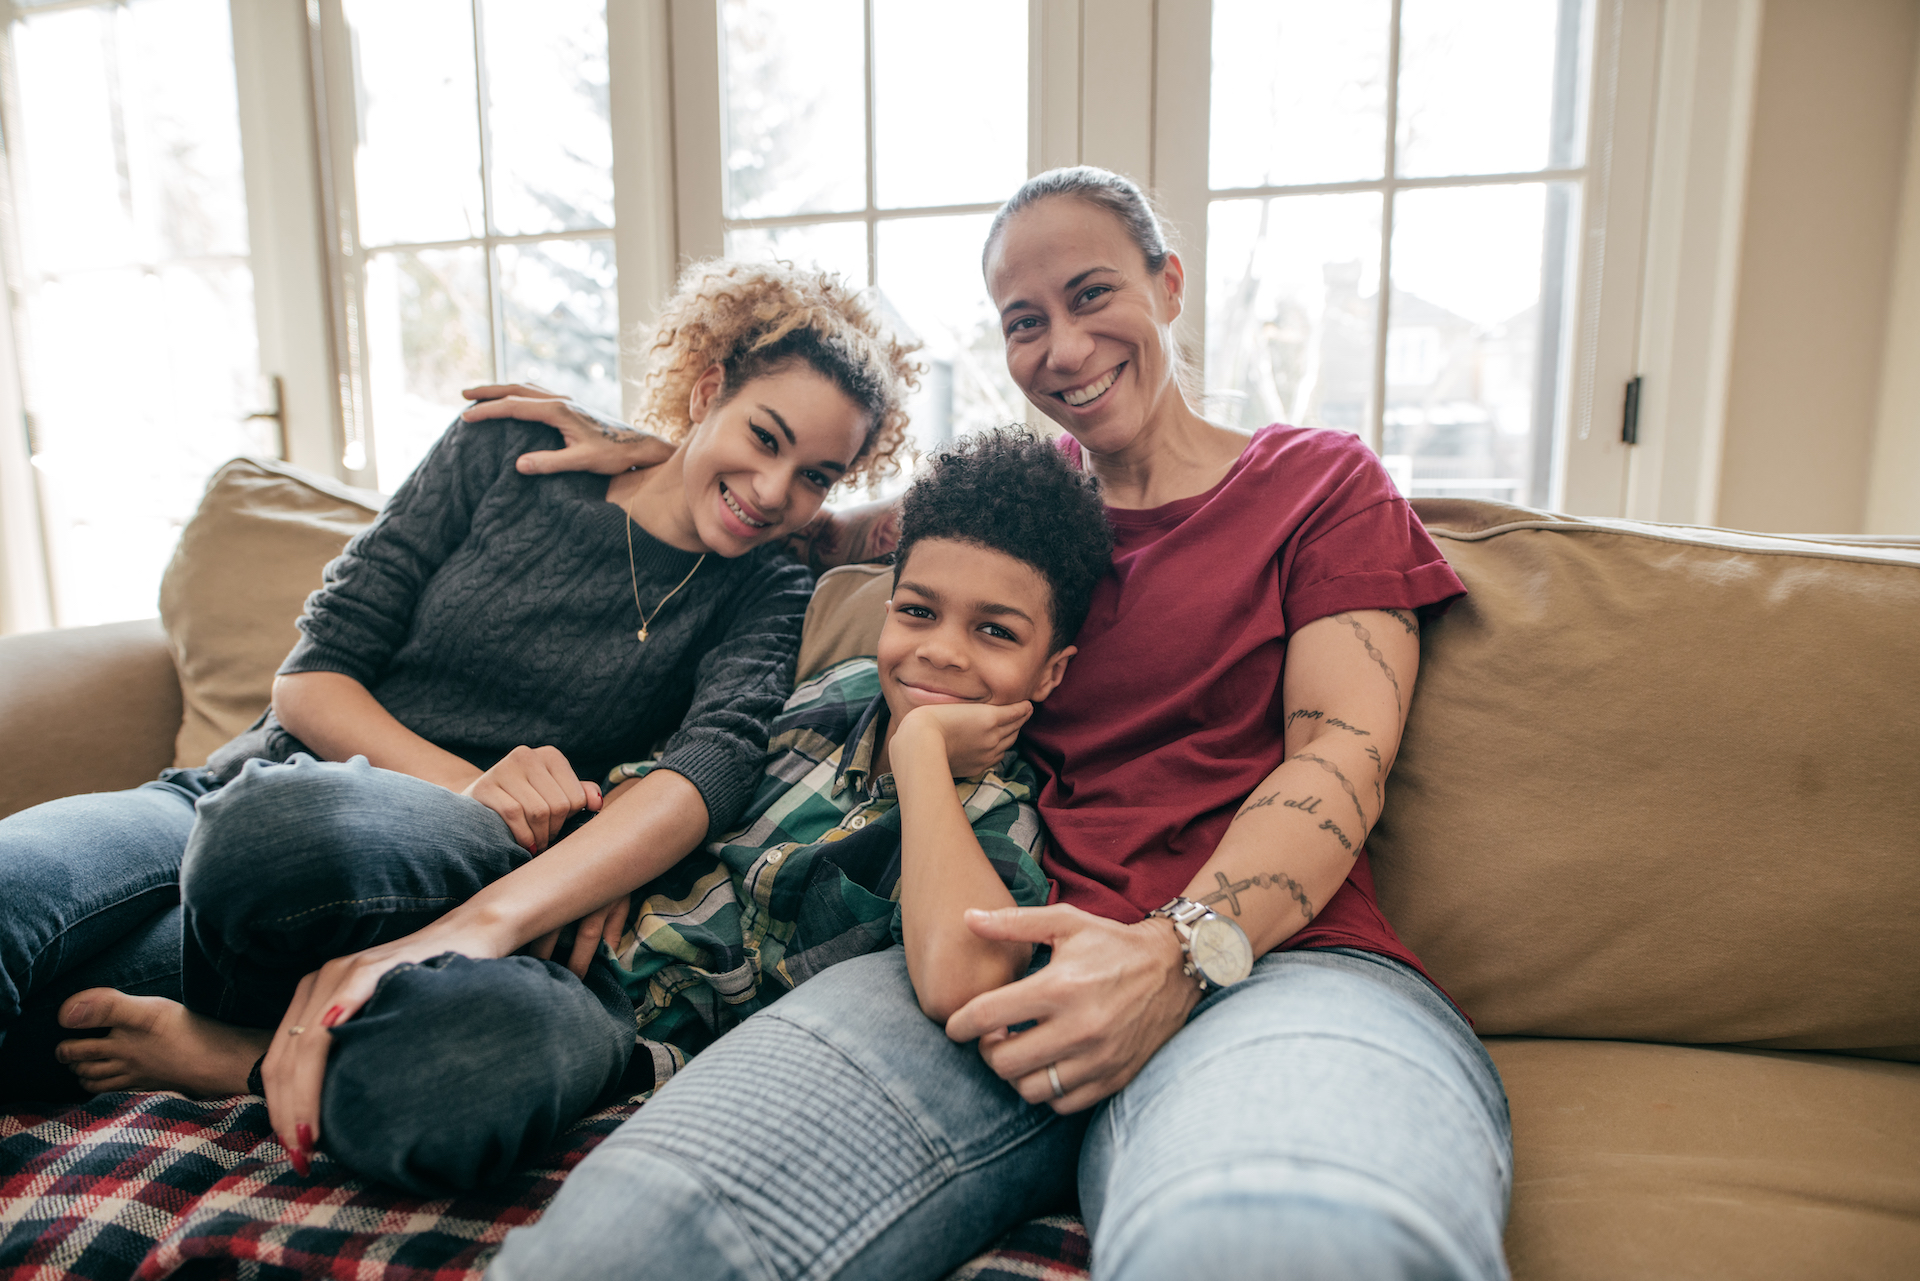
[0,1093,1090,1280]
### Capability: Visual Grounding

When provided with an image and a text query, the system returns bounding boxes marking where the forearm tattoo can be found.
[1202,869,1316,924]
[1385,608,1418,636]
[1334,612,1403,719]
[1292,752,1370,828]
[1317,817,1354,853]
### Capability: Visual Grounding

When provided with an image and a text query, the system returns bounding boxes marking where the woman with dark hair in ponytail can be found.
[489,168,1511,1281]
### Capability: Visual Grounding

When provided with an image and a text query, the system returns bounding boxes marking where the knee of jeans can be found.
[181,755,382,920]
[492,1140,775,1281]
[1102,1190,1459,1281]
[320,954,632,1196]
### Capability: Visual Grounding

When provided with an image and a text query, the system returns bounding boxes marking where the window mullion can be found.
[312,0,375,485]
[1369,0,1403,458]
[470,0,503,383]
[862,0,878,287]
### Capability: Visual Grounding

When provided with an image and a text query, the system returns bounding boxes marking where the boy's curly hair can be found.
[894,427,1113,648]
[630,259,921,487]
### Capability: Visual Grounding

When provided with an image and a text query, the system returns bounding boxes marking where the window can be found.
[2,0,266,626]
[315,0,619,492]
[701,0,1031,468]
[1200,0,1592,508]
[0,0,1668,631]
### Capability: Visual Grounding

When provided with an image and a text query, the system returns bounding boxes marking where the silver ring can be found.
[286,1025,306,1037]
[1046,1062,1065,1100]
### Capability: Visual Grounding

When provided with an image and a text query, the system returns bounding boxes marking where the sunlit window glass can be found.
[483,0,614,236]
[725,222,870,287]
[1388,183,1577,503]
[1397,0,1581,178]
[364,248,490,488]
[11,0,262,626]
[1206,195,1382,435]
[344,0,485,248]
[722,0,866,220]
[878,215,1026,459]
[872,0,1026,209]
[1209,0,1390,190]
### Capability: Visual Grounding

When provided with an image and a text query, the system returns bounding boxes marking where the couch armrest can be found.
[0,618,181,820]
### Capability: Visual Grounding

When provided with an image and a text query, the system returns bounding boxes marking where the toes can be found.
[60,987,164,1033]
[54,1035,116,1063]
[69,1058,127,1082]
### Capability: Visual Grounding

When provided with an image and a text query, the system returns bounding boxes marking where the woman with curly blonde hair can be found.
[4,260,916,1193]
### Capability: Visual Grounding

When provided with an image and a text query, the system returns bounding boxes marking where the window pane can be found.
[1205,194,1382,436]
[365,247,492,491]
[10,0,259,626]
[872,0,1025,209]
[345,0,485,247]
[500,239,621,417]
[725,222,870,287]
[1387,183,1576,507]
[1210,0,1391,190]
[13,0,248,274]
[876,214,1024,465]
[482,0,613,235]
[26,264,261,626]
[1396,0,1584,178]
[722,0,866,220]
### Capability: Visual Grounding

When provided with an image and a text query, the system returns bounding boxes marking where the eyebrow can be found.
[757,405,847,474]
[996,264,1120,319]
[897,579,1036,627]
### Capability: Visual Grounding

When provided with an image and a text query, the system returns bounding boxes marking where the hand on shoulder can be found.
[460,382,673,476]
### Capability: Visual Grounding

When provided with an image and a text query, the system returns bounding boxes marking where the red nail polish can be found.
[290,1146,310,1177]
[297,1123,313,1148]
[321,1005,345,1028]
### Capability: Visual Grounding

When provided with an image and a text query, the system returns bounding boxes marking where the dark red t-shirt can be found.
[1023,425,1466,981]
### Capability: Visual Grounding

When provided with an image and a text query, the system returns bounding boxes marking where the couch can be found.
[2,455,1917,1280]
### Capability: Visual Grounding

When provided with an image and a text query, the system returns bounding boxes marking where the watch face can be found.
[1188,916,1254,988]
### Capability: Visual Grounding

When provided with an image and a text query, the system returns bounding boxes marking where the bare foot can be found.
[56,988,270,1097]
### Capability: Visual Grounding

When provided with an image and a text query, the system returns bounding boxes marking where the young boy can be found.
[604,427,1112,1086]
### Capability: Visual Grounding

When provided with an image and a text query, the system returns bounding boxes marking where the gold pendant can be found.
[637,627,648,643]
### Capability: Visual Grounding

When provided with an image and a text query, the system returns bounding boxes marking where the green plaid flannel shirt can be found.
[603,657,1050,1086]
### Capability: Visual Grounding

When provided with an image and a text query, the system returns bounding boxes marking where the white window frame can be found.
[0,0,1759,631]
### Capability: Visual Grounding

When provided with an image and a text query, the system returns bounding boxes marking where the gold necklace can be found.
[624,497,706,643]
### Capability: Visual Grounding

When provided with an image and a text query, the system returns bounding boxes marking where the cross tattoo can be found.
[1211,871,1244,915]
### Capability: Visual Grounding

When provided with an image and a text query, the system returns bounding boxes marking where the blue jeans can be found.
[490,946,1512,1281]
[0,755,640,1196]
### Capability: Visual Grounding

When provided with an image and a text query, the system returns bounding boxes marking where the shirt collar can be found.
[833,693,891,797]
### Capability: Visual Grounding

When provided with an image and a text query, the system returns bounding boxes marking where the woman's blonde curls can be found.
[630,259,922,487]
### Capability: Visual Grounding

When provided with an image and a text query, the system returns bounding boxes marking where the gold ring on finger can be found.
[1046,1062,1065,1100]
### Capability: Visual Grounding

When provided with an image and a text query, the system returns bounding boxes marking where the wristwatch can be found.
[1149,897,1254,994]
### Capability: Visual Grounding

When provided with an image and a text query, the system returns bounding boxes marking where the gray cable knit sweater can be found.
[205,418,812,837]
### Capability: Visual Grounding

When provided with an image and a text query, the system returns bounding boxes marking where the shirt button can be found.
[848,815,866,830]
[767,850,783,864]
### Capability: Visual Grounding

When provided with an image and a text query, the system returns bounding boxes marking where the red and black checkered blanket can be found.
[0,1093,1091,1280]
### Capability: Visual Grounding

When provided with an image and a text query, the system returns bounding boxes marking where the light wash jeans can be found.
[0,754,641,1195]
[490,944,1512,1281]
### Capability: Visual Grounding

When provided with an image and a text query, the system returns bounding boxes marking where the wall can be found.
[1715,0,1919,533]
[1867,17,1920,534]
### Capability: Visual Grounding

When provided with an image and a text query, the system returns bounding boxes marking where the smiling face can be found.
[985,196,1187,455]
[677,362,873,555]
[878,537,1076,730]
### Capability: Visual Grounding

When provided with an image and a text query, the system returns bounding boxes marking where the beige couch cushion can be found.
[159,458,382,768]
[1490,1038,1920,1280]
[1374,501,1920,1057]
[0,619,180,819]
[797,563,892,679]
